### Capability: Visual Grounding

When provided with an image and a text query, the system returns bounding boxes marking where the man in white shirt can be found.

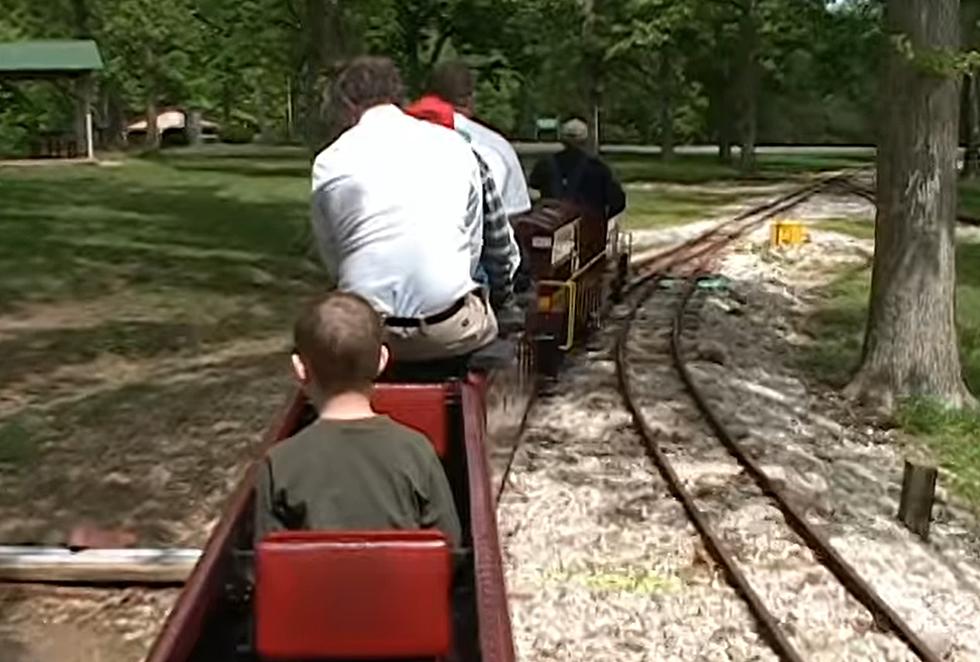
[310,57,498,362]
[426,61,532,280]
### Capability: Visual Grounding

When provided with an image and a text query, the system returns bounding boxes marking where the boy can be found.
[253,291,461,548]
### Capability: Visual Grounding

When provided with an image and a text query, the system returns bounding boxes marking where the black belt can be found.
[384,297,467,328]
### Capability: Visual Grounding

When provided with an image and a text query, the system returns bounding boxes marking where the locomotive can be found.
[145,200,629,662]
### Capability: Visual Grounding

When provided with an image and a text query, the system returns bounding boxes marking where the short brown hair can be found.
[293,292,382,395]
[428,61,475,107]
[331,56,405,112]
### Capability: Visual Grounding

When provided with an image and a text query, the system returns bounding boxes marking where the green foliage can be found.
[0,0,932,152]
[219,122,257,144]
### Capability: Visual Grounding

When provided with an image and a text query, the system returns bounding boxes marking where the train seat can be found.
[372,384,452,458]
[254,530,453,660]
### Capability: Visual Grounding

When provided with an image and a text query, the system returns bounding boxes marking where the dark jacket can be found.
[528,147,626,220]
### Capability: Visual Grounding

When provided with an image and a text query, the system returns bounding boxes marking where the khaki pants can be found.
[384,292,499,362]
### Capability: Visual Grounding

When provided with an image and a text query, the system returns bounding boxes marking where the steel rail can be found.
[616,278,806,662]
[625,172,854,295]
[671,281,942,662]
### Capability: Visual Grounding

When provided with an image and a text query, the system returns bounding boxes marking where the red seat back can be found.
[254,530,453,660]
[372,384,451,458]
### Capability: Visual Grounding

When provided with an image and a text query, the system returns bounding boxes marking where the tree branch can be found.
[428,28,454,67]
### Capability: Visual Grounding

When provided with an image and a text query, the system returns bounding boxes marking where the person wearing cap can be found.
[311,57,499,363]
[529,118,626,221]
[424,61,531,279]
[404,95,522,330]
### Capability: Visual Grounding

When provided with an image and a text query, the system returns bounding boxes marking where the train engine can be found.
[514,199,629,377]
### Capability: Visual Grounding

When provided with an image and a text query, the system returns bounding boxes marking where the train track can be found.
[496,171,863,508]
[626,170,863,292]
[610,176,942,660]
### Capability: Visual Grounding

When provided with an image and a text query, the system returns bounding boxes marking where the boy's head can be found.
[291,292,389,399]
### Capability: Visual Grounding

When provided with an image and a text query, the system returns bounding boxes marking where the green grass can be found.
[812,217,876,240]
[518,150,874,185]
[0,146,322,387]
[960,178,980,218]
[896,399,980,507]
[624,186,747,230]
[606,152,873,185]
[802,241,980,508]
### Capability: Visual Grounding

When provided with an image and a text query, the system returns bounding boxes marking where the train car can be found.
[144,200,627,662]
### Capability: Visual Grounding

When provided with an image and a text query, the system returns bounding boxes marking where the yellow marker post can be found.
[770,220,808,248]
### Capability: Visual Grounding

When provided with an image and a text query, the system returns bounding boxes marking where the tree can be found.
[96,0,207,149]
[961,0,980,176]
[846,0,974,411]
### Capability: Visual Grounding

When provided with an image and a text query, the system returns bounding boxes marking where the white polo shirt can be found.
[454,114,532,217]
[454,114,530,277]
[311,105,484,318]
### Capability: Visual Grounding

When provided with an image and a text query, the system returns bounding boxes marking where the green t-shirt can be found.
[254,415,461,548]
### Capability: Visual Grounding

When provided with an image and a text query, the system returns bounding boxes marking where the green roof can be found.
[0,40,104,74]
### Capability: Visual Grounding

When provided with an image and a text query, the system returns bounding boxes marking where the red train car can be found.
[143,201,626,662]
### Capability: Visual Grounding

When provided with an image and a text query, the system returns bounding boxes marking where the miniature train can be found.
[145,200,629,662]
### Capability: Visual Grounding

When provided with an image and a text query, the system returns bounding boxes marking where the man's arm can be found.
[421,456,462,549]
[476,153,518,309]
[310,187,341,285]
[527,157,549,196]
[604,164,627,219]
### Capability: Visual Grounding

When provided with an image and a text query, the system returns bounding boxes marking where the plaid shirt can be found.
[475,151,518,307]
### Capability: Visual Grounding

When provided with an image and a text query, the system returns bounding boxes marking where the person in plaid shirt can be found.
[405,96,523,331]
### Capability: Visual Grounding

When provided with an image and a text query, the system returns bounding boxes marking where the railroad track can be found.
[611,175,942,660]
[496,172,863,508]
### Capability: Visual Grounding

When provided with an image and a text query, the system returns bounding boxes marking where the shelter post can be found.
[75,73,95,160]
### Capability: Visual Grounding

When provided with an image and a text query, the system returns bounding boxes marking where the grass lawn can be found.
[0,145,321,545]
[801,237,980,508]
[606,152,873,184]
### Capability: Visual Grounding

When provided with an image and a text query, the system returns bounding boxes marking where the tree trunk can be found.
[716,80,736,164]
[104,87,125,149]
[846,0,973,411]
[963,74,980,177]
[145,91,159,150]
[70,0,91,37]
[74,75,91,157]
[736,0,759,173]
[581,0,601,154]
[659,50,675,161]
[186,109,203,146]
[302,0,350,151]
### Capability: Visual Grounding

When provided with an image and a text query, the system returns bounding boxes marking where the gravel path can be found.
[498,308,774,661]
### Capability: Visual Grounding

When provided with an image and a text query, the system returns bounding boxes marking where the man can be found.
[254,292,461,547]
[403,95,521,325]
[529,118,626,221]
[425,61,531,278]
[310,57,498,362]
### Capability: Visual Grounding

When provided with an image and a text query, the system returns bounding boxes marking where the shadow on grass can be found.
[0,348,288,546]
[0,161,318,313]
[0,309,289,387]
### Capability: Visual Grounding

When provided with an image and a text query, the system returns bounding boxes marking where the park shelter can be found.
[0,39,104,160]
